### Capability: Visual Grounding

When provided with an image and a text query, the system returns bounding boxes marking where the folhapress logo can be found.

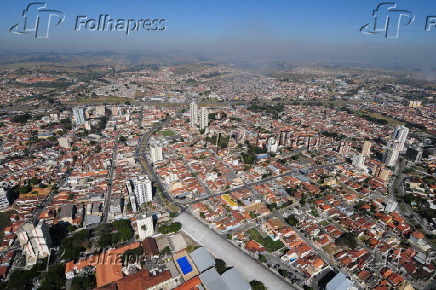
[361,3,414,38]
[10,2,166,38]
[10,2,65,38]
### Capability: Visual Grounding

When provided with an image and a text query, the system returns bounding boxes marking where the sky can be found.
[0,0,436,68]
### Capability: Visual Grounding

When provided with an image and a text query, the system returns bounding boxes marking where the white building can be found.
[72,107,86,125]
[0,188,9,210]
[150,144,163,163]
[384,126,409,166]
[126,180,138,212]
[385,200,398,213]
[136,216,154,239]
[391,125,409,151]
[266,137,278,153]
[109,198,123,217]
[58,137,72,149]
[18,220,52,267]
[190,102,198,127]
[199,107,209,130]
[95,105,106,116]
[409,101,422,108]
[384,147,400,167]
[352,153,365,169]
[126,177,153,211]
[362,141,371,156]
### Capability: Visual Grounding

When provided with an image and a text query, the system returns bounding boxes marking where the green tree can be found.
[112,219,134,242]
[335,232,358,249]
[250,280,267,290]
[258,254,267,263]
[71,274,96,290]
[286,214,299,226]
[19,185,32,195]
[215,258,229,274]
[30,177,40,185]
[38,263,66,290]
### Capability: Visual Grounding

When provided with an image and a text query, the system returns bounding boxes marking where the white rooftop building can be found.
[136,215,154,239]
[0,188,9,210]
[17,220,52,267]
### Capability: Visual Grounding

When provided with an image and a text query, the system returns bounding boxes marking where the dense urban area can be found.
[0,62,434,290]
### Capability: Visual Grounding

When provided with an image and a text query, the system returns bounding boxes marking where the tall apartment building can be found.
[199,107,209,130]
[126,177,153,211]
[384,125,409,166]
[72,107,86,125]
[190,102,198,127]
[136,215,154,239]
[362,141,372,156]
[0,188,9,210]
[409,101,422,108]
[233,128,246,144]
[18,220,53,267]
[150,144,163,163]
[352,153,365,169]
[391,125,409,151]
[266,137,278,153]
[338,141,351,155]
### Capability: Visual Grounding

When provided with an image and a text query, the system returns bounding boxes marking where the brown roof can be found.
[411,231,425,240]
[142,237,159,256]
[174,276,202,290]
[116,270,172,290]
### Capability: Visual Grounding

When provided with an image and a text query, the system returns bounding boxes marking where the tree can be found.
[300,194,307,206]
[30,177,40,185]
[112,219,134,242]
[335,232,358,249]
[250,280,267,290]
[38,263,66,290]
[258,254,267,263]
[286,214,299,226]
[19,185,32,195]
[215,258,228,274]
[71,274,96,290]
[60,230,89,261]
[158,222,182,235]
[278,269,289,277]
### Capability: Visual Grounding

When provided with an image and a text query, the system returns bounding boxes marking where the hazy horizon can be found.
[1,0,436,70]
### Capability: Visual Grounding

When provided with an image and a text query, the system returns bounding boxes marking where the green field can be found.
[356,110,404,126]
[160,130,176,136]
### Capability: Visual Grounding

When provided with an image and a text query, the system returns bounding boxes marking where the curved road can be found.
[175,213,296,290]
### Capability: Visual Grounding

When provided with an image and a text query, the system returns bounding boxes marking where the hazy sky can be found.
[1,0,436,67]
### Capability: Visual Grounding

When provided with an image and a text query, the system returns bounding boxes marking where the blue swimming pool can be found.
[176,256,193,275]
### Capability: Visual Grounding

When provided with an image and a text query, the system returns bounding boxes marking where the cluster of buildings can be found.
[0,63,435,288]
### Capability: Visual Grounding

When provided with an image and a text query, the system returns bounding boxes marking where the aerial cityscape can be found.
[0,1,436,290]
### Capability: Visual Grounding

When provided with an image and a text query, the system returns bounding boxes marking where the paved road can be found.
[102,132,118,223]
[391,160,435,235]
[182,162,343,205]
[175,213,296,290]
